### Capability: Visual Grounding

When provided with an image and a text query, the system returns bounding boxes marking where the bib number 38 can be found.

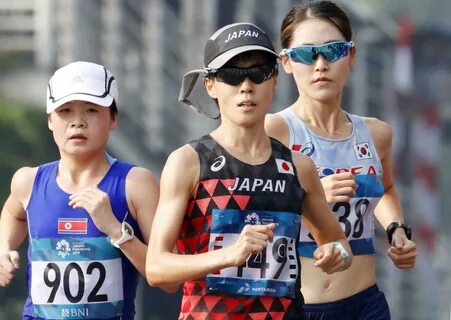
[308,198,370,240]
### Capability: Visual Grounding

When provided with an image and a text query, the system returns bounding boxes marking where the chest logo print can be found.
[245,212,261,225]
[211,156,226,172]
[56,239,71,258]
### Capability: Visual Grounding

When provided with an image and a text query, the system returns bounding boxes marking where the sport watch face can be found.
[120,221,134,240]
[123,222,133,235]
[111,222,134,248]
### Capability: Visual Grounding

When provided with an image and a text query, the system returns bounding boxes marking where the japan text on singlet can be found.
[177,135,306,319]
[24,160,142,320]
[278,108,384,257]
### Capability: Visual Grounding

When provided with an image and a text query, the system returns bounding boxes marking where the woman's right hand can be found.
[0,250,20,287]
[320,172,357,204]
[227,223,276,266]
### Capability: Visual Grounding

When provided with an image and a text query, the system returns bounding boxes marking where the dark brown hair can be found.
[280,0,352,48]
[109,100,118,119]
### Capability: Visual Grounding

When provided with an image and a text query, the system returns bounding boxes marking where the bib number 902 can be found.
[44,262,107,303]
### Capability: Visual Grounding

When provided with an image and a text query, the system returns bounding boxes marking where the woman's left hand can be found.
[387,229,417,269]
[313,242,351,274]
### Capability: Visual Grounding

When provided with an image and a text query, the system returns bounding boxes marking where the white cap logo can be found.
[70,75,84,84]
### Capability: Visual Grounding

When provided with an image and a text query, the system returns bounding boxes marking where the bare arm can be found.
[366,118,404,227]
[120,167,159,276]
[0,167,36,286]
[294,154,353,273]
[146,145,275,287]
[365,117,416,268]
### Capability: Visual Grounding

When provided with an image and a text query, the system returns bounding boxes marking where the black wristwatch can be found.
[386,221,412,245]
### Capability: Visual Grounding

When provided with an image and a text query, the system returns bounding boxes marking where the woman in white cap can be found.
[146,22,352,319]
[0,61,159,320]
[265,1,417,319]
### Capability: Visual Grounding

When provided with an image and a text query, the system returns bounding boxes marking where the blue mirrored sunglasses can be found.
[282,41,354,65]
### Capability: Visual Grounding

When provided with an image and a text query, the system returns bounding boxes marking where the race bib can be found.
[206,209,300,298]
[300,197,377,242]
[30,237,123,319]
[299,175,383,256]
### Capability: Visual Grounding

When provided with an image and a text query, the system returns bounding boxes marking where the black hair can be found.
[280,0,352,48]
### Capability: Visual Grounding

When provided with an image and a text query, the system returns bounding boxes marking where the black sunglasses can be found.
[213,63,277,86]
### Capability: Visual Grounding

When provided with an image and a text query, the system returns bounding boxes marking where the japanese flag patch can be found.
[275,158,295,175]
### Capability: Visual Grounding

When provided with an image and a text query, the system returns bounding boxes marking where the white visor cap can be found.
[46,61,118,113]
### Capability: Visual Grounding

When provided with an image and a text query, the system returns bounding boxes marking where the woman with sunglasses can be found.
[265,1,417,319]
[146,22,352,319]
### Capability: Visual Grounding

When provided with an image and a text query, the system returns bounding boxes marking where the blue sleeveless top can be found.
[23,160,142,320]
[278,108,384,257]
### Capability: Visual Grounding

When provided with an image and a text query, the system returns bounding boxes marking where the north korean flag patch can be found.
[58,218,88,234]
[275,158,295,175]
[354,142,373,160]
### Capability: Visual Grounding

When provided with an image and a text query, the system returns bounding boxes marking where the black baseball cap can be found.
[203,22,278,70]
[178,22,278,119]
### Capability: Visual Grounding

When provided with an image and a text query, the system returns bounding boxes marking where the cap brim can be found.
[178,69,220,119]
[208,45,279,69]
[47,94,113,114]
[179,69,205,103]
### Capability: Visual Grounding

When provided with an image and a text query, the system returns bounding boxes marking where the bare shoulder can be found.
[123,165,159,223]
[292,152,316,169]
[161,144,200,192]
[11,166,38,202]
[363,117,392,141]
[125,166,159,202]
[264,113,289,146]
[7,166,38,216]
[362,117,393,157]
[165,144,199,172]
[126,166,158,188]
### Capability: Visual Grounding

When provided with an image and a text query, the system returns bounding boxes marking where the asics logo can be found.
[210,156,226,172]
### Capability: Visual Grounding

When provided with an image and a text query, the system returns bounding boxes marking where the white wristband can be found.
[332,242,350,265]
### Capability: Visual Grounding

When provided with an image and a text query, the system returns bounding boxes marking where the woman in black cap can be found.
[146,22,352,319]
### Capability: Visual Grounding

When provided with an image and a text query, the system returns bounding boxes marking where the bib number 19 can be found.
[44,262,107,303]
